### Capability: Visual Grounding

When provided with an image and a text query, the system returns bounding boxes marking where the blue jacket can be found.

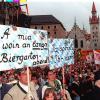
[0,84,12,100]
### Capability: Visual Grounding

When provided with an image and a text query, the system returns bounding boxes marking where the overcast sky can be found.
[24,0,100,32]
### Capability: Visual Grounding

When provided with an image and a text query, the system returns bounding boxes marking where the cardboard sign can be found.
[0,25,48,71]
[48,38,74,69]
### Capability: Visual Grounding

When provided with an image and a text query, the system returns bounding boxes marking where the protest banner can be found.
[81,50,100,63]
[81,50,93,63]
[0,25,48,71]
[48,38,74,69]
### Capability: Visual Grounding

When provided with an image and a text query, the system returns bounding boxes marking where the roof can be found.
[92,2,96,12]
[30,15,61,24]
[30,15,66,30]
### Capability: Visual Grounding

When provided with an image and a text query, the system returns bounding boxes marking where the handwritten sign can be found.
[48,38,74,69]
[0,25,48,71]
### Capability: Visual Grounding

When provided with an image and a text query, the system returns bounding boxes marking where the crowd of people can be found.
[0,63,100,100]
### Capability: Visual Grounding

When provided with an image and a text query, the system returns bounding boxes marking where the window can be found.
[54,32,56,38]
[75,39,78,48]
[80,40,83,48]
[94,43,97,47]
[54,26,56,29]
[48,32,50,37]
[48,26,50,29]
[35,26,37,29]
[41,26,43,29]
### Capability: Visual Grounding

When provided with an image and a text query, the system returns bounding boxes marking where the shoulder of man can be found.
[3,84,17,100]
[2,84,13,90]
[4,83,18,97]
[3,93,13,100]
[3,82,24,100]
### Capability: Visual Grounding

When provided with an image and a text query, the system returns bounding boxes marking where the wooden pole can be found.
[62,66,66,99]
[25,4,33,100]
[62,67,65,89]
[27,67,32,100]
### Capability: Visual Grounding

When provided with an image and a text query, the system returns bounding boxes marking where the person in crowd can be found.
[82,69,100,100]
[32,72,40,91]
[43,88,57,100]
[69,74,80,100]
[0,72,12,100]
[3,67,39,100]
[80,74,94,100]
[42,69,72,100]
[31,72,42,100]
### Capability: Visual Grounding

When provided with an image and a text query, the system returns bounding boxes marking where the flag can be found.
[86,52,93,63]
[5,0,13,2]
[26,4,29,15]
[86,55,92,63]
[4,0,27,3]
[93,50,100,64]
[20,0,27,3]
[13,0,19,2]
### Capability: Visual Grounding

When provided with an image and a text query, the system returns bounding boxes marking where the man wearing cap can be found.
[0,72,12,100]
[3,68,39,100]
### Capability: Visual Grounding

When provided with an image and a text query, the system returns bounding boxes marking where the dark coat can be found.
[82,86,100,100]
[0,84,12,100]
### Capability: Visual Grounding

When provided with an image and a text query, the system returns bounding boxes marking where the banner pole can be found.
[62,66,65,89]
[25,4,32,100]
[62,66,66,99]
[27,67,32,100]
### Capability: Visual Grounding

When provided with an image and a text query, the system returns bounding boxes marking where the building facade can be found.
[0,4,66,38]
[30,15,66,38]
[0,2,100,50]
[67,20,91,50]
[89,2,100,50]
[67,2,100,50]
[0,2,27,26]
[0,2,19,25]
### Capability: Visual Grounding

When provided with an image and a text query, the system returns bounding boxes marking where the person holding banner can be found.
[3,68,39,100]
[42,69,72,100]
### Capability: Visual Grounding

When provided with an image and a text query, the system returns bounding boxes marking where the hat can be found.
[0,71,3,76]
[95,70,100,82]
[15,68,27,74]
